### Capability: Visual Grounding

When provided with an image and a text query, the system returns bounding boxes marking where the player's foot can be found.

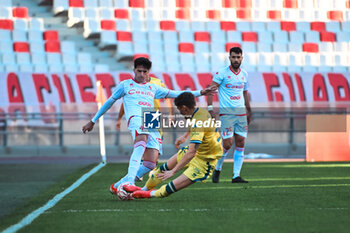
[232,176,248,183]
[132,190,152,199]
[212,170,221,183]
[110,183,118,195]
[123,183,142,193]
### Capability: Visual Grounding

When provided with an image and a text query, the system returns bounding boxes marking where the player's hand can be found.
[175,135,187,149]
[157,170,175,180]
[200,86,217,96]
[82,121,95,134]
[116,119,121,131]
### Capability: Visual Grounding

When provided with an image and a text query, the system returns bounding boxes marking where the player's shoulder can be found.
[149,76,162,85]
[240,68,248,77]
[194,108,211,120]
[215,66,230,76]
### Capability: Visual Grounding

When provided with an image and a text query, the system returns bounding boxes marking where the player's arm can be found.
[82,83,124,134]
[154,86,216,99]
[157,143,199,180]
[116,103,125,131]
[244,90,252,125]
[207,81,220,118]
[175,129,191,149]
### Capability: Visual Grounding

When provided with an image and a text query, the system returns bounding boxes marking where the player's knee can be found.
[222,141,233,151]
[143,160,156,170]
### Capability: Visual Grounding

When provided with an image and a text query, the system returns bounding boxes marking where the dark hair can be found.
[229,47,243,55]
[134,57,152,70]
[174,92,196,109]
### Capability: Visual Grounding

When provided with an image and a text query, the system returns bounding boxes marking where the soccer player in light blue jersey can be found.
[82,57,215,193]
[207,47,252,183]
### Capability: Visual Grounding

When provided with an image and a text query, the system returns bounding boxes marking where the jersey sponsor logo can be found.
[128,89,155,97]
[225,83,245,89]
[230,95,241,100]
[138,101,152,107]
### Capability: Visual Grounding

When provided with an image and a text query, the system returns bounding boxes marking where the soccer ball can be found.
[117,182,134,201]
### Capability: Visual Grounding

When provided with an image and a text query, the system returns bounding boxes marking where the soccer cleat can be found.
[110,183,118,195]
[132,190,152,199]
[212,170,221,183]
[123,183,142,193]
[232,176,248,183]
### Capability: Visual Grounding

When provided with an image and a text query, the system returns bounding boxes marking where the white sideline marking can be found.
[44,207,347,214]
[2,163,105,233]
[219,177,350,182]
[190,183,350,190]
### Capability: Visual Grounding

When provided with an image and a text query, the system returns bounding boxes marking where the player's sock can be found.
[136,161,156,180]
[143,163,167,190]
[125,141,146,183]
[154,181,177,198]
[233,147,245,178]
[215,147,229,171]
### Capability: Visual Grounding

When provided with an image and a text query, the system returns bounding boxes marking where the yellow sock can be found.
[145,168,163,190]
[154,181,177,198]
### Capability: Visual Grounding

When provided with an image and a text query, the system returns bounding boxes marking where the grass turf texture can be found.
[1,162,350,233]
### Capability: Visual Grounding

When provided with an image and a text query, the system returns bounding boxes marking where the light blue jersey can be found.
[213,66,248,115]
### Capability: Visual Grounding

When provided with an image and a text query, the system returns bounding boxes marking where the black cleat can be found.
[232,176,248,183]
[212,170,221,183]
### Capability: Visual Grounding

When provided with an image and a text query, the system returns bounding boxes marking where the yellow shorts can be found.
[177,146,217,183]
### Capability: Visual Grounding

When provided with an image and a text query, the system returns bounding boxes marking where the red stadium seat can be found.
[129,0,145,8]
[267,10,281,20]
[176,0,191,8]
[281,21,296,31]
[226,43,241,52]
[69,0,84,7]
[45,41,61,52]
[242,32,257,42]
[101,20,116,30]
[303,43,319,53]
[220,21,236,31]
[0,19,13,30]
[283,0,298,8]
[237,0,252,8]
[133,54,149,60]
[13,42,29,52]
[178,43,194,53]
[327,11,343,21]
[160,21,176,31]
[320,31,336,42]
[176,9,190,19]
[43,30,59,41]
[12,7,28,18]
[222,0,237,8]
[194,32,210,42]
[236,9,251,20]
[207,10,221,20]
[311,22,326,32]
[115,9,129,19]
[347,0,350,8]
[116,31,132,41]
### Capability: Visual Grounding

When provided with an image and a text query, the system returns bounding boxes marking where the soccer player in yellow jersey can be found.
[115,76,173,181]
[129,92,223,199]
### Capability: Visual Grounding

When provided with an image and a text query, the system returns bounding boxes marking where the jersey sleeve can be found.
[212,71,224,85]
[154,86,201,99]
[189,125,205,144]
[111,81,125,99]
[243,70,249,91]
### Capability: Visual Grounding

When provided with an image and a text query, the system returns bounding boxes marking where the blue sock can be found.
[125,141,146,184]
[233,147,244,178]
[215,147,230,171]
[136,161,156,180]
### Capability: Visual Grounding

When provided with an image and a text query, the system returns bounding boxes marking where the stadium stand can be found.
[0,0,349,72]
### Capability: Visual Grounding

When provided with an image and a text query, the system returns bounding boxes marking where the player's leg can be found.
[136,148,158,181]
[151,174,194,198]
[232,115,248,183]
[213,115,234,183]
[142,148,182,190]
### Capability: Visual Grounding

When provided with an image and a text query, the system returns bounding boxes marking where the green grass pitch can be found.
[1,162,350,233]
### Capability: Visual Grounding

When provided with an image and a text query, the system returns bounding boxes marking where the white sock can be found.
[233,147,244,178]
[215,147,230,171]
[126,141,146,184]
[136,161,156,180]
[150,190,156,197]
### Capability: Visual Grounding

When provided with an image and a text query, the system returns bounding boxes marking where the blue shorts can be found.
[128,116,162,155]
[220,114,248,139]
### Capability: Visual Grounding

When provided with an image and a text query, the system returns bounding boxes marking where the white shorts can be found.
[128,116,162,155]
[220,114,248,139]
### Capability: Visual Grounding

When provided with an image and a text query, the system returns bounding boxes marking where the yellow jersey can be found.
[149,77,165,111]
[189,108,223,160]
